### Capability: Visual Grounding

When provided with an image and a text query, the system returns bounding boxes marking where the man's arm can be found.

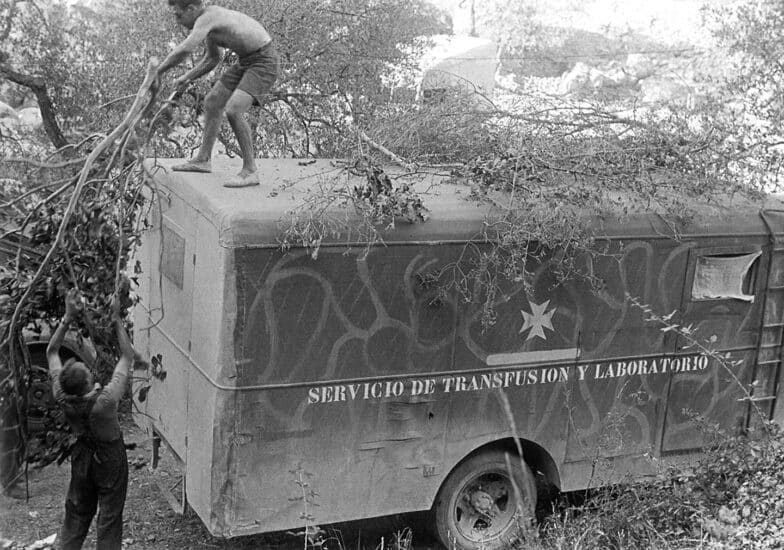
[156,16,214,77]
[174,39,222,86]
[103,291,134,402]
[46,288,81,374]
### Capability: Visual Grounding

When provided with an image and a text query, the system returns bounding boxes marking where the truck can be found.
[132,158,784,549]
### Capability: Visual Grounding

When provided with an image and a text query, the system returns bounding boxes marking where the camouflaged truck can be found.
[133,158,784,550]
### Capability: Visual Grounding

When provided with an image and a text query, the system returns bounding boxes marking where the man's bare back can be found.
[181,5,271,58]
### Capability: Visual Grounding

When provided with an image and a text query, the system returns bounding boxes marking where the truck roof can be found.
[146,158,784,248]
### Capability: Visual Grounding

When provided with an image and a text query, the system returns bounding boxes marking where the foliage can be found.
[1,0,173,137]
[352,166,429,226]
[1,0,448,156]
[702,0,784,192]
[0,150,145,376]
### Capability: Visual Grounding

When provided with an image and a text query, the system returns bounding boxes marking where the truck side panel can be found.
[217,235,757,532]
[218,245,459,534]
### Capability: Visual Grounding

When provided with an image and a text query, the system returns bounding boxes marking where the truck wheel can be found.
[434,449,537,550]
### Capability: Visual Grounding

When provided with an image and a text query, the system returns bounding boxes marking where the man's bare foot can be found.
[223,170,259,188]
[172,159,212,173]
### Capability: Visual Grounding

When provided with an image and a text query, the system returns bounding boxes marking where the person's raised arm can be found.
[46,289,82,373]
[103,291,134,402]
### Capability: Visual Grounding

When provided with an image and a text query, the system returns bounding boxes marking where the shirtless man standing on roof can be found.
[156,0,279,188]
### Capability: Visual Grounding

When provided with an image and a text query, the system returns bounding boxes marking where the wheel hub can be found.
[468,489,495,516]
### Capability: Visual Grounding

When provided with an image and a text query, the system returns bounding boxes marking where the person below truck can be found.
[47,289,134,550]
[155,0,280,188]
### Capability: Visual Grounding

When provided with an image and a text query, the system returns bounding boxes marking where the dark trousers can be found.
[60,438,128,550]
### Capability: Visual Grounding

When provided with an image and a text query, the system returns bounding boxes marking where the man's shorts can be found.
[220,41,279,105]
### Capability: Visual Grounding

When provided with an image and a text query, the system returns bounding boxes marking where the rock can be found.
[588,69,626,89]
[0,101,19,122]
[16,107,43,129]
[702,518,735,541]
[559,62,592,94]
[604,67,633,87]
[718,505,740,526]
[495,72,518,92]
[589,68,616,89]
[639,77,693,104]
[625,53,656,80]
[26,533,56,550]
[130,457,148,469]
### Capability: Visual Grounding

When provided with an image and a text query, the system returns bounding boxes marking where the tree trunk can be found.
[0,62,69,150]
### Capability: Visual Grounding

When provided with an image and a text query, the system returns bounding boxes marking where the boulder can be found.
[16,107,43,129]
[495,72,519,92]
[559,61,592,94]
[625,53,657,80]
[603,66,634,87]
[639,77,693,104]
[589,68,617,89]
[0,101,19,122]
[0,102,20,134]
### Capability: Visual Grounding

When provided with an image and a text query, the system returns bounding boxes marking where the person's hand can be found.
[63,288,83,322]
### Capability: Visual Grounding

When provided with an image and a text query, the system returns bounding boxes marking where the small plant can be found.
[289,466,323,549]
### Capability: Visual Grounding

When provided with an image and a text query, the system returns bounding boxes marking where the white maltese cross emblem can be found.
[520,300,556,341]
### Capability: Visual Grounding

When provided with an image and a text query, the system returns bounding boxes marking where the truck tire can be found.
[433,449,537,550]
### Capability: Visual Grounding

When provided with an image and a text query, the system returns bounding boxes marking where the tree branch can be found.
[0,60,69,150]
[3,57,160,352]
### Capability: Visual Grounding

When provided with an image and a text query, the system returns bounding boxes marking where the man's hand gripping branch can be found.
[112,285,135,380]
[46,288,83,373]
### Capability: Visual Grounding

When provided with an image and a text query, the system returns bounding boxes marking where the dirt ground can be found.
[0,416,434,550]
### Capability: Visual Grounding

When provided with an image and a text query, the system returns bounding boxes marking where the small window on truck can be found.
[691,251,761,302]
[161,224,186,289]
